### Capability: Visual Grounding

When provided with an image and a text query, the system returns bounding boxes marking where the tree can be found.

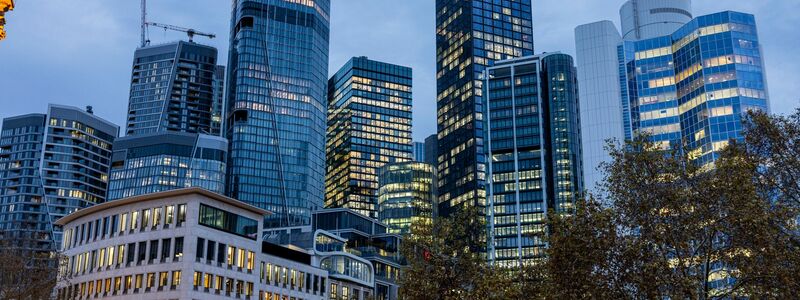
[0,241,66,300]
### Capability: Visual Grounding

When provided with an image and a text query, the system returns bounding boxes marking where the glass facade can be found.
[0,105,118,254]
[377,162,436,235]
[484,54,583,267]
[412,142,425,162]
[126,41,219,136]
[621,11,769,167]
[225,0,330,227]
[107,132,227,200]
[211,65,226,136]
[325,57,412,219]
[435,0,534,216]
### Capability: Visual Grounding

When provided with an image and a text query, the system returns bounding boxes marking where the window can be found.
[247,251,255,271]
[159,272,168,287]
[203,273,212,288]
[135,274,142,289]
[107,246,114,267]
[227,246,235,265]
[177,204,186,226]
[161,238,172,261]
[215,276,223,291]
[331,283,338,299]
[197,238,205,260]
[217,243,226,263]
[137,241,146,263]
[174,237,184,259]
[142,209,151,231]
[342,286,349,300]
[131,210,139,230]
[198,204,258,238]
[124,275,132,290]
[146,273,155,288]
[193,272,202,287]
[153,207,162,228]
[165,205,174,225]
[172,270,181,287]
[149,240,159,262]
[117,245,124,266]
[120,213,128,234]
[237,248,245,268]
[114,277,121,292]
[126,243,135,264]
[207,240,216,262]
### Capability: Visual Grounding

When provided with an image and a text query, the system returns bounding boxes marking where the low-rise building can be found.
[54,188,329,300]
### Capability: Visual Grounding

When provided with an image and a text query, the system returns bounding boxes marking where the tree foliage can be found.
[0,241,65,300]
[400,110,800,299]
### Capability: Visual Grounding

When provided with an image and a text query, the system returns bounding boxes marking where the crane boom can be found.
[146,22,216,43]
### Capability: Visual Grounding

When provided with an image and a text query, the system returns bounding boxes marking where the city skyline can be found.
[1,0,798,142]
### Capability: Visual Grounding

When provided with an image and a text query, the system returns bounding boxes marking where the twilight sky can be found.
[0,0,798,141]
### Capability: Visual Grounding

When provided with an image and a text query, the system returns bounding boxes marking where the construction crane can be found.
[146,22,216,43]
[139,0,215,47]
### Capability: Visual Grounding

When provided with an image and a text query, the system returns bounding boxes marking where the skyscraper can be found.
[0,105,118,254]
[621,11,768,167]
[126,41,220,136]
[576,0,693,193]
[107,132,227,200]
[435,0,534,216]
[412,142,425,162]
[484,54,583,267]
[226,0,330,227]
[378,162,437,235]
[211,65,226,136]
[325,57,413,219]
[423,133,438,166]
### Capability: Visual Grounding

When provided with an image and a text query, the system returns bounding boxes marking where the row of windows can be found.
[195,237,256,271]
[259,261,326,295]
[193,271,255,298]
[62,204,186,250]
[56,270,182,300]
[62,237,184,277]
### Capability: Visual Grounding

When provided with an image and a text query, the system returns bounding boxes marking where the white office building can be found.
[55,188,330,300]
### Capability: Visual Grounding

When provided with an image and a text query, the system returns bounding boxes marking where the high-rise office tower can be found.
[435,0,534,216]
[378,162,437,235]
[412,142,425,162]
[0,105,118,254]
[484,54,583,267]
[423,134,437,166]
[577,0,694,192]
[107,132,227,200]
[326,57,413,219]
[622,11,768,166]
[211,65,226,136]
[126,41,220,136]
[226,0,330,227]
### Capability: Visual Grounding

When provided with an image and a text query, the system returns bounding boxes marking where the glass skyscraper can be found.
[226,0,330,227]
[211,65,226,136]
[126,41,220,136]
[107,132,227,200]
[484,54,583,267]
[326,57,413,219]
[621,11,769,167]
[378,162,437,235]
[435,0,534,216]
[0,105,118,254]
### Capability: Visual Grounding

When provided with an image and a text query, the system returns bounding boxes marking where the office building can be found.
[377,162,437,235]
[0,105,118,255]
[266,208,404,300]
[325,57,413,219]
[107,132,227,200]
[622,11,769,166]
[576,0,694,193]
[423,134,437,166]
[126,41,220,136]
[226,0,331,227]
[211,65,226,136]
[484,54,583,267]
[435,0,535,216]
[54,188,331,300]
[412,142,425,162]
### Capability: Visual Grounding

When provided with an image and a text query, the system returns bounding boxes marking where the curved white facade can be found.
[575,21,625,195]
[620,0,693,40]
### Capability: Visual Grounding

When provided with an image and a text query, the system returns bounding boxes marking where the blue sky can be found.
[0,0,798,141]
